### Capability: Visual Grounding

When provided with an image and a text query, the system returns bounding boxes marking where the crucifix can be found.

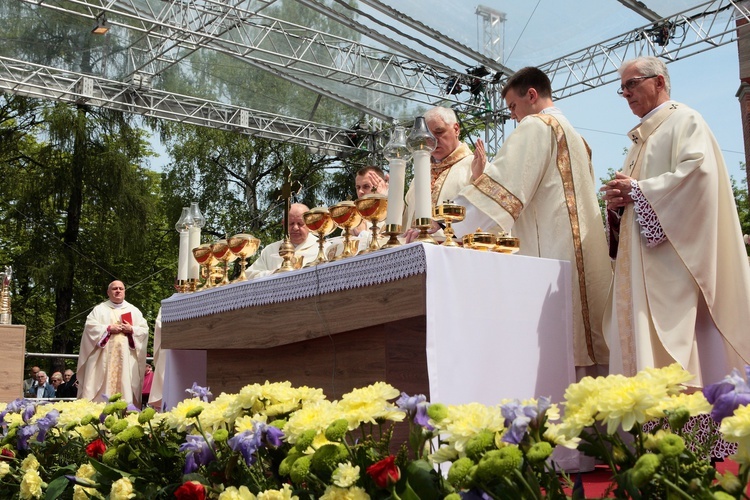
[277,165,303,238]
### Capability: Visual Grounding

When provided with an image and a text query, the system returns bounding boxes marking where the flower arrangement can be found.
[1,365,750,499]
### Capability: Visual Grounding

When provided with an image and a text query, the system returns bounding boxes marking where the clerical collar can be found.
[112,302,124,309]
[540,106,563,116]
[640,101,672,123]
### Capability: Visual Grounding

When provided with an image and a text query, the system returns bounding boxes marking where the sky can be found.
[148,1,748,187]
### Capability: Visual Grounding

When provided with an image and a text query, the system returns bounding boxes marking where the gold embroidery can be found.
[473,174,523,220]
[431,143,472,203]
[537,114,597,363]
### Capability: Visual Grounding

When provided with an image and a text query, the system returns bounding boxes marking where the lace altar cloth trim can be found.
[643,414,738,460]
[161,243,427,323]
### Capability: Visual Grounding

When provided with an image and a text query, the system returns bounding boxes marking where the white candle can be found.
[188,226,201,280]
[178,230,189,281]
[385,158,407,226]
[413,150,432,222]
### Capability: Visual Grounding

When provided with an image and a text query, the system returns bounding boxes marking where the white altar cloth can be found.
[160,243,574,408]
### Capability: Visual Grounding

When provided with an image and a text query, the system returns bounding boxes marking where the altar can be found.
[160,242,574,408]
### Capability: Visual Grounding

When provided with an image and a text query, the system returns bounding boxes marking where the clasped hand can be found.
[600,171,635,210]
[109,323,133,335]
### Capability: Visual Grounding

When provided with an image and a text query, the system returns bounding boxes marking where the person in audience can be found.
[141,362,154,408]
[23,365,40,396]
[50,371,63,396]
[600,56,750,385]
[247,203,324,277]
[56,369,78,398]
[29,370,56,399]
[77,280,149,406]
[452,66,612,378]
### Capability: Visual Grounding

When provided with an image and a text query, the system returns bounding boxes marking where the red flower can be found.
[174,481,206,500]
[366,455,400,489]
[0,448,14,459]
[85,438,106,459]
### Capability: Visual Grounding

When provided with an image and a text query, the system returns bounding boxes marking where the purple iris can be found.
[35,410,59,442]
[185,383,213,403]
[22,403,38,423]
[396,392,433,430]
[179,434,215,473]
[703,366,750,422]
[228,422,285,466]
[500,397,551,445]
[17,424,38,451]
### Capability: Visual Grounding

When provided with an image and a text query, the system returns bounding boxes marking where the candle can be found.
[383,126,411,227]
[188,202,205,280]
[406,116,437,224]
[178,230,189,281]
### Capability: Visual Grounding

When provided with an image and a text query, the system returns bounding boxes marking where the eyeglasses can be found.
[617,75,657,95]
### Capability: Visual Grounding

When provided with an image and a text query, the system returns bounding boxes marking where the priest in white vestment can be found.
[403,106,488,240]
[247,203,326,277]
[453,67,612,375]
[601,56,750,387]
[77,280,149,405]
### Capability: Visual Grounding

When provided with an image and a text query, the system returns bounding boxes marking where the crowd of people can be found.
[21,56,750,413]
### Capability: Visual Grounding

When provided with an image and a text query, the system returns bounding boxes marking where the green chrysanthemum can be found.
[427,403,448,422]
[465,430,495,461]
[103,404,117,416]
[79,414,96,426]
[310,443,349,482]
[526,442,553,464]
[138,408,156,425]
[115,426,144,443]
[714,491,737,500]
[295,429,317,452]
[631,453,660,488]
[324,419,349,442]
[102,447,119,466]
[110,419,129,434]
[476,447,523,482]
[185,406,204,419]
[444,495,462,500]
[279,450,302,477]
[657,434,685,458]
[108,393,123,402]
[666,407,690,431]
[447,457,475,488]
[290,455,312,484]
[213,429,229,443]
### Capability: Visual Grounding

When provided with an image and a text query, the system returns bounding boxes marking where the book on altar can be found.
[120,312,133,325]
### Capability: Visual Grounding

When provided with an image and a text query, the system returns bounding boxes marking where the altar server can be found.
[77,280,149,406]
[453,66,612,376]
[600,56,750,385]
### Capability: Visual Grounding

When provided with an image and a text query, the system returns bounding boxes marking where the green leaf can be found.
[402,459,441,500]
[44,476,71,500]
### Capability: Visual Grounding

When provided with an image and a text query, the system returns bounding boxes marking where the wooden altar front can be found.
[160,243,575,407]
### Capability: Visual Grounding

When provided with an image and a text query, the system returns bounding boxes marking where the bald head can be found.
[107,280,126,304]
[288,203,310,246]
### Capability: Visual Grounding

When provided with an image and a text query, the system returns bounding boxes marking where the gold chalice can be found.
[228,233,260,281]
[354,193,388,254]
[433,201,466,247]
[211,239,237,286]
[329,201,362,260]
[192,243,218,290]
[494,231,521,254]
[462,228,497,251]
[303,207,336,266]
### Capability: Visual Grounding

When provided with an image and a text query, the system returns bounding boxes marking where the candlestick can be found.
[406,117,437,225]
[383,125,411,228]
[188,202,205,281]
[175,207,191,286]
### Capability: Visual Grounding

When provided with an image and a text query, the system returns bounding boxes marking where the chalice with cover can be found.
[211,239,237,286]
[494,231,521,254]
[354,193,388,254]
[228,233,260,281]
[462,228,497,251]
[433,201,465,247]
[329,200,362,260]
[192,243,218,290]
[303,207,336,266]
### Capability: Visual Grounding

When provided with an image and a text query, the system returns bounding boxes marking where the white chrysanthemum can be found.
[646,391,712,420]
[165,399,205,432]
[320,485,370,500]
[637,363,695,395]
[284,400,337,444]
[218,485,257,500]
[431,402,505,453]
[332,462,360,488]
[52,400,106,429]
[595,375,667,433]
[256,483,298,500]
[235,414,268,433]
[73,423,101,441]
[199,393,236,431]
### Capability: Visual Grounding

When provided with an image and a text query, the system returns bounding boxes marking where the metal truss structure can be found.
[1,0,748,159]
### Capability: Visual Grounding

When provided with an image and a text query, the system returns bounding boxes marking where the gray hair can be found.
[619,56,671,96]
[423,106,457,126]
[37,371,47,378]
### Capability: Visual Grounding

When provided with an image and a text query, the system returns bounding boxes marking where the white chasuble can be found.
[604,102,750,386]
[248,233,324,278]
[77,300,149,405]
[458,112,612,367]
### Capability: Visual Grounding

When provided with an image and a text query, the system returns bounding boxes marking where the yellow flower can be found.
[646,392,711,421]
[0,461,10,478]
[542,422,581,449]
[20,469,44,499]
[235,414,268,434]
[110,477,136,500]
[431,402,505,454]
[76,463,97,480]
[332,462,360,488]
[219,485,257,500]
[284,400,337,444]
[638,363,695,395]
[320,485,371,500]
[595,375,667,433]
[20,454,40,472]
[256,483,298,500]
[720,404,750,465]
[166,399,207,432]
[338,382,404,427]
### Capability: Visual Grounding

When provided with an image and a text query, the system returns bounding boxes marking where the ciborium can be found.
[354,193,388,254]
[494,231,521,254]
[228,233,260,282]
[462,228,497,251]
[274,237,298,273]
[192,243,218,290]
[433,201,466,247]
[329,201,362,260]
[211,239,237,286]
[303,207,336,266]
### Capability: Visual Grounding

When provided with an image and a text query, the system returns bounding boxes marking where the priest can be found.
[77,280,149,405]
[453,66,612,377]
